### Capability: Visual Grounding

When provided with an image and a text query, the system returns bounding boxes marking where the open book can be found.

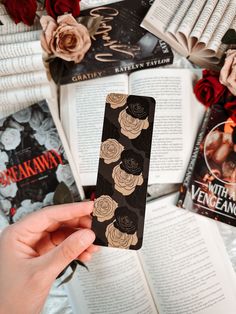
[65,194,236,314]
[141,0,236,68]
[60,68,205,187]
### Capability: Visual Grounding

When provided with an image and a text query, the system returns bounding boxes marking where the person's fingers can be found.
[219,53,235,85]
[14,202,94,245]
[85,244,100,253]
[39,228,95,279]
[78,251,92,262]
[45,215,92,233]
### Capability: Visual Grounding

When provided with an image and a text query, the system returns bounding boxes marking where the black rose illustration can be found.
[120,149,144,175]
[126,95,150,120]
[114,207,138,234]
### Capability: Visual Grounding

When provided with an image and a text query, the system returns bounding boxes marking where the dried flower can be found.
[40,14,91,63]
[220,49,236,96]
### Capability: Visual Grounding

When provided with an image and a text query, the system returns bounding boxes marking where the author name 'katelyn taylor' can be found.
[71,57,172,82]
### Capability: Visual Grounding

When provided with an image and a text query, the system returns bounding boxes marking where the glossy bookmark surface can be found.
[92,93,155,250]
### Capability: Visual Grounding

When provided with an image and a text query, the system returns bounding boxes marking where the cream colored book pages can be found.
[129,68,205,184]
[141,0,188,57]
[48,99,85,200]
[0,85,52,118]
[61,74,129,186]
[207,0,236,52]
[65,248,158,314]
[166,0,192,35]
[175,0,206,51]
[0,15,40,35]
[0,71,48,91]
[198,0,230,47]
[0,41,42,59]
[190,0,218,40]
[139,195,236,314]
[0,54,44,76]
[0,30,41,44]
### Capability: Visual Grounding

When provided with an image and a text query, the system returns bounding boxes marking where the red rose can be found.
[4,0,37,26]
[224,98,236,123]
[194,69,226,107]
[45,0,81,19]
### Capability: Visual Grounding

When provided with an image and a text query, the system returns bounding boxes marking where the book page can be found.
[207,1,236,52]
[0,71,48,90]
[198,0,230,47]
[175,0,206,51]
[129,68,205,184]
[141,0,188,57]
[60,74,129,186]
[0,54,44,76]
[0,40,42,59]
[166,1,192,34]
[65,248,157,314]
[0,85,52,118]
[139,195,236,314]
[0,14,40,35]
[190,0,218,41]
[0,30,41,44]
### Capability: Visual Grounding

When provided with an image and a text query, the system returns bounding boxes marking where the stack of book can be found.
[0,4,52,118]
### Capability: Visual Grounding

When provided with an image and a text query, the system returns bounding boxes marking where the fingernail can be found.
[79,229,95,247]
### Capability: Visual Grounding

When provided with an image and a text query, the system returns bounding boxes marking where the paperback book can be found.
[51,0,173,84]
[177,104,236,226]
[141,0,236,69]
[0,100,84,224]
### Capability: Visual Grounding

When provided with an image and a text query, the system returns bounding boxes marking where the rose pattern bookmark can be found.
[92,93,155,250]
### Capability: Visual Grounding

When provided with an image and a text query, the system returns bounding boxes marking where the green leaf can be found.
[222,28,236,45]
[77,16,102,37]
[53,182,74,205]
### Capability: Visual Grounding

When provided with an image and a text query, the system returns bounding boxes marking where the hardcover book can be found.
[177,104,236,226]
[0,100,84,224]
[51,0,173,84]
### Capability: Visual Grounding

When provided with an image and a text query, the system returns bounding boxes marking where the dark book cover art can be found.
[51,0,173,84]
[0,100,80,224]
[177,104,236,226]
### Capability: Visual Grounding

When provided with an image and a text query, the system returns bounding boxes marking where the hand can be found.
[0,201,97,314]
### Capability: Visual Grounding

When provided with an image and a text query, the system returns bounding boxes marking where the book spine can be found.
[60,53,174,85]
[177,107,211,207]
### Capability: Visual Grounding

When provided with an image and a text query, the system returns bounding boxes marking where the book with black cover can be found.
[0,100,84,223]
[51,0,173,84]
[177,104,236,227]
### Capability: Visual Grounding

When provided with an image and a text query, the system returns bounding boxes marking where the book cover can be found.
[51,0,173,84]
[177,104,236,226]
[0,100,81,224]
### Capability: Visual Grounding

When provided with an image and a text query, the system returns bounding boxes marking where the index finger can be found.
[14,201,94,234]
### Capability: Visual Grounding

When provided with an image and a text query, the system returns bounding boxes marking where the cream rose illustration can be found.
[105,223,138,249]
[112,164,143,196]
[0,128,21,150]
[100,139,124,164]
[118,109,149,139]
[93,195,118,222]
[40,14,91,63]
[107,93,128,109]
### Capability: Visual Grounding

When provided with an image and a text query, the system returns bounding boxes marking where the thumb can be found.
[42,229,95,279]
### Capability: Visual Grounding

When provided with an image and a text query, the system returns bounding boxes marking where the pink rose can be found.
[40,14,91,63]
